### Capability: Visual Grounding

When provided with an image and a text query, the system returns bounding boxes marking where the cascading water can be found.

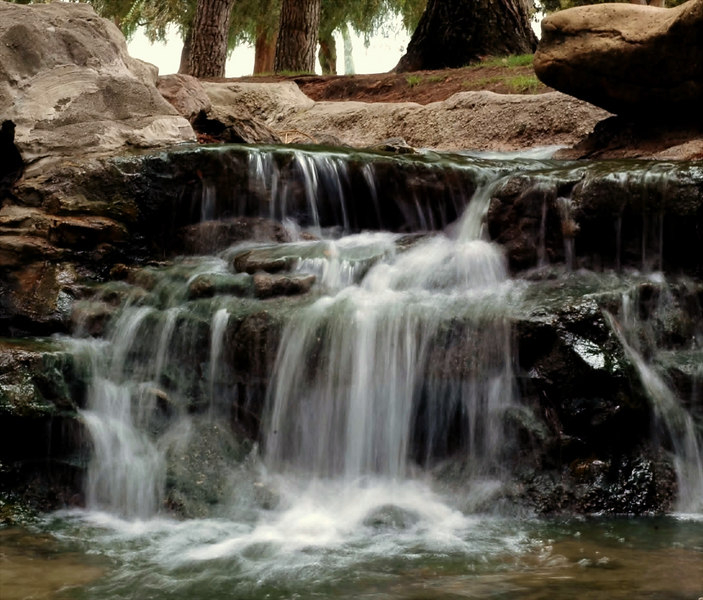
[14,146,703,600]
[605,281,703,513]
[265,180,517,483]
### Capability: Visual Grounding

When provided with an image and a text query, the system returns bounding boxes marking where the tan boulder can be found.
[534,0,703,119]
[0,1,195,163]
[157,74,212,122]
[202,82,609,151]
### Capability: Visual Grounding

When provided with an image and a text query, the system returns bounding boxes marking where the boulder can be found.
[233,249,297,275]
[192,107,282,144]
[176,217,292,255]
[156,74,212,123]
[534,0,703,120]
[202,82,609,151]
[0,2,194,163]
[253,273,316,298]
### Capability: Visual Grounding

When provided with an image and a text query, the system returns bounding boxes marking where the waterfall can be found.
[77,258,234,518]
[605,283,703,513]
[69,147,703,521]
[264,179,518,481]
[80,307,166,519]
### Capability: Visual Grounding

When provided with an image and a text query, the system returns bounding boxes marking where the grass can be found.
[405,74,423,88]
[478,54,534,69]
[506,74,541,93]
[462,76,504,89]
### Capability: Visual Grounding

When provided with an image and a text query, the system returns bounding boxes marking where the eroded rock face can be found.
[534,0,703,120]
[0,1,194,163]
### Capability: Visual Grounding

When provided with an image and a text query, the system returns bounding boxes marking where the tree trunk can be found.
[274,0,321,73]
[318,32,337,75]
[395,0,538,72]
[187,0,236,78]
[254,23,277,74]
[341,25,355,75]
[178,28,193,74]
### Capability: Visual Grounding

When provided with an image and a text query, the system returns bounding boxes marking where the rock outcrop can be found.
[0,1,194,165]
[534,0,703,121]
[200,82,610,151]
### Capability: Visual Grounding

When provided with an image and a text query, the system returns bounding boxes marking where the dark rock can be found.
[253,273,315,298]
[233,249,297,275]
[0,120,24,197]
[534,0,703,121]
[367,138,417,155]
[0,262,80,335]
[0,339,87,516]
[192,107,282,144]
[187,272,252,299]
[486,162,703,275]
[555,117,703,161]
[177,217,292,255]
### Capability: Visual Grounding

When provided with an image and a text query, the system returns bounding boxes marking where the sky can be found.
[127,20,411,77]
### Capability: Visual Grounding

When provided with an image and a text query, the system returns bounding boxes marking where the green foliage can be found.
[462,75,503,88]
[506,74,541,93]
[9,0,426,64]
[405,74,422,87]
[229,0,280,47]
[478,54,534,68]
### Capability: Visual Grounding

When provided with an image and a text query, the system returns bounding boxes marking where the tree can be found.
[187,0,236,77]
[395,0,538,72]
[274,0,322,73]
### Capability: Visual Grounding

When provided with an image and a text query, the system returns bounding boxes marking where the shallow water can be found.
[3,507,702,600]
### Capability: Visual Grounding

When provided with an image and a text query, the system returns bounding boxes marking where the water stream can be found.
[3,146,702,599]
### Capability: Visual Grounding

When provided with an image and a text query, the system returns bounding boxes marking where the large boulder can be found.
[534,0,703,120]
[0,1,195,164]
[202,82,609,151]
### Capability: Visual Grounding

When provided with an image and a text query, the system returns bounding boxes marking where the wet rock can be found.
[0,262,81,335]
[0,340,87,515]
[535,0,703,121]
[71,300,115,338]
[233,249,297,274]
[363,505,420,529]
[48,215,127,250]
[187,272,252,299]
[521,452,676,515]
[253,273,316,299]
[486,163,703,275]
[367,138,417,155]
[177,217,291,255]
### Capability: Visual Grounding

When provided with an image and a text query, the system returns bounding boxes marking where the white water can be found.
[265,177,517,482]
[61,150,703,597]
[605,283,703,513]
[72,158,522,564]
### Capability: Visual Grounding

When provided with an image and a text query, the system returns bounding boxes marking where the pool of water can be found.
[3,484,702,600]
